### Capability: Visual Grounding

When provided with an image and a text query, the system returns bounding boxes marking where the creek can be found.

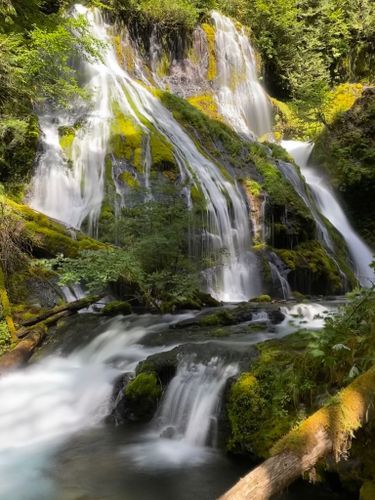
[0,302,353,500]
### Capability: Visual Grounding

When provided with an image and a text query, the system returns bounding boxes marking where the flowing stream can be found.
[282,140,374,286]
[0,303,338,499]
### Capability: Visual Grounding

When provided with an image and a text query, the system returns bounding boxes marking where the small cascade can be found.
[281,303,332,330]
[276,159,333,250]
[156,357,238,447]
[29,5,262,303]
[211,12,272,138]
[269,262,291,300]
[282,140,375,287]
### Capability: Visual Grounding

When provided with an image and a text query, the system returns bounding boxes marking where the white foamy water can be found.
[0,314,188,499]
[212,12,272,138]
[121,356,238,468]
[282,140,374,287]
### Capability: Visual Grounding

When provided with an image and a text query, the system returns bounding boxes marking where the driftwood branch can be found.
[220,365,375,500]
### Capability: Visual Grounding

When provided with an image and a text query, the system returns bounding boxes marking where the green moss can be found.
[199,309,234,327]
[124,372,162,421]
[360,481,375,500]
[109,102,143,171]
[101,300,132,316]
[59,126,75,162]
[277,241,342,294]
[244,179,261,197]
[119,170,140,189]
[202,23,216,81]
[313,87,375,247]
[249,143,311,221]
[187,94,221,122]
[155,53,170,78]
[251,294,272,303]
[190,184,207,212]
[150,131,177,176]
[0,320,11,356]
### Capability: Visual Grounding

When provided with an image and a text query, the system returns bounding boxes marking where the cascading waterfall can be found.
[29,5,262,302]
[30,8,112,234]
[211,11,272,139]
[276,159,334,251]
[156,357,238,447]
[282,140,374,286]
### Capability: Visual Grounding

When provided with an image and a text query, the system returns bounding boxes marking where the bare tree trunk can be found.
[220,365,375,500]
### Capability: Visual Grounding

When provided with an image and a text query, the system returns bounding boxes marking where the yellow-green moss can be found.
[202,23,217,81]
[360,481,375,500]
[119,171,140,189]
[59,127,75,162]
[109,103,143,171]
[150,131,177,177]
[244,179,261,197]
[187,94,222,121]
[155,53,170,78]
[272,83,364,141]
[191,184,207,212]
[272,365,375,461]
[114,34,136,73]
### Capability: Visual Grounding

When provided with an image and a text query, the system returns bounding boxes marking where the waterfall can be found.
[211,11,272,139]
[156,357,238,447]
[269,262,291,300]
[276,159,333,251]
[28,4,262,302]
[282,140,374,286]
[30,7,112,234]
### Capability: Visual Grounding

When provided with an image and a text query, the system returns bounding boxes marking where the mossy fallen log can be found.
[0,295,102,374]
[220,365,375,500]
[0,325,47,375]
[18,295,102,329]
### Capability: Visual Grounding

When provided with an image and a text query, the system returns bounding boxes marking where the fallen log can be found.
[0,295,103,374]
[0,325,47,375]
[18,295,102,329]
[220,365,375,500]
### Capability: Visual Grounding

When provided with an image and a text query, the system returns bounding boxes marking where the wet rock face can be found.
[165,28,212,98]
[109,372,162,424]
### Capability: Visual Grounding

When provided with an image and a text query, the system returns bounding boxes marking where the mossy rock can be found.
[109,102,143,170]
[150,131,177,175]
[123,372,162,422]
[251,294,272,303]
[277,241,343,295]
[360,481,375,500]
[101,301,132,316]
[199,309,235,327]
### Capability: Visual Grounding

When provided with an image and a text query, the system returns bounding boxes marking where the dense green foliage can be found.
[313,88,375,247]
[0,0,100,186]
[47,188,202,309]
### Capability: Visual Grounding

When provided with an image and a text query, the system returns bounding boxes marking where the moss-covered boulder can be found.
[122,372,162,422]
[101,300,132,316]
